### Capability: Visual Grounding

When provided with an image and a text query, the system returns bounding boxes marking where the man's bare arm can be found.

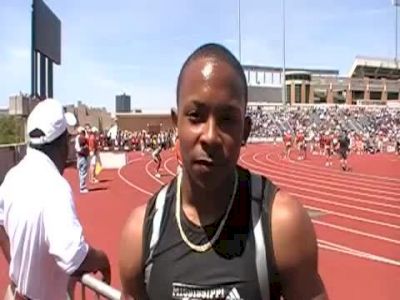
[271,191,328,300]
[119,204,148,300]
[0,226,10,263]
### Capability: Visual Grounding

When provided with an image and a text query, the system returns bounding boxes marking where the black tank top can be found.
[142,166,282,300]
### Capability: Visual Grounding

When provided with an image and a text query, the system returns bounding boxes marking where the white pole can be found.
[396,4,398,61]
[282,0,287,105]
[238,0,242,62]
[393,0,399,62]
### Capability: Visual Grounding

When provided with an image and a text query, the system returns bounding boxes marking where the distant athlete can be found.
[318,131,325,155]
[338,131,350,171]
[283,130,292,159]
[152,143,165,178]
[332,132,339,154]
[296,129,306,160]
[324,130,333,167]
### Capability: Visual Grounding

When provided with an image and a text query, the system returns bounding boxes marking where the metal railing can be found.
[80,274,121,300]
[68,274,121,300]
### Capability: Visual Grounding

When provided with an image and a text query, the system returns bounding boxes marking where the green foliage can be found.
[0,116,24,145]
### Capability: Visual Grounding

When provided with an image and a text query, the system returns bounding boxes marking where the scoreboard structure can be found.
[31,0,61,100]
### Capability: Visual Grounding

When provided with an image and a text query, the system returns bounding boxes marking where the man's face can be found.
[176,57,250,190]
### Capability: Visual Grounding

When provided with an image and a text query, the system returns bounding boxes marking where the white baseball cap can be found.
[27,98,77,145]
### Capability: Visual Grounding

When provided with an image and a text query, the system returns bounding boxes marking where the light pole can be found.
[393,0,399,61]
[282,0,287,105]
[238,0,242,62]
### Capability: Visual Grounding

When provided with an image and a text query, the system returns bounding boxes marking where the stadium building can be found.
[246,56,400,105]
[116,56,400,132]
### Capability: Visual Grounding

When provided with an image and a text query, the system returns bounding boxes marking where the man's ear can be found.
[171,107,178,128]
[242,115,252,144]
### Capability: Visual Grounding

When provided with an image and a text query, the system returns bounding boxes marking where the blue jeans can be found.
[77,156,88,191]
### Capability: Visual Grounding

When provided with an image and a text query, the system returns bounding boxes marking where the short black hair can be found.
[176,43,248,106]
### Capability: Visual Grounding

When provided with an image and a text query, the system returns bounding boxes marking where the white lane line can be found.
[313,220,400,245]
[263,152,400,195]
[240,153,400,211]
[304,205,400,230]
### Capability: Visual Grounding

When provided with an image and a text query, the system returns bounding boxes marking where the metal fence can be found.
[0,143,26,184]
[0,140,78,183]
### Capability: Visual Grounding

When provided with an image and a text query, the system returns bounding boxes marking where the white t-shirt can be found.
[0,147,89,300]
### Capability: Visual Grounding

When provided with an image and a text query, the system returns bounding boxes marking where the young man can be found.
[119,44,327,300]
[0,99,110,300]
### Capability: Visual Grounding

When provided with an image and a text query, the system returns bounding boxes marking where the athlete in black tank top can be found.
[143,166,281,300]
[119,43,327,300]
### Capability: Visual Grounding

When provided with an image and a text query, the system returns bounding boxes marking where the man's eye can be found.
[220,114,238,123]
[187,111,201,122]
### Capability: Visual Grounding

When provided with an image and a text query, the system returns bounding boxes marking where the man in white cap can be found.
[0,99,111,300]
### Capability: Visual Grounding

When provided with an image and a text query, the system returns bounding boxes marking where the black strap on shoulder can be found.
[250,173,270,300]
[141,193,158,270]
[250,172,282,300]
[262,177,282,299]
[141,182,172,290]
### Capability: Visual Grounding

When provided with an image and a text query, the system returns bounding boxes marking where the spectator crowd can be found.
[247,105,400,155]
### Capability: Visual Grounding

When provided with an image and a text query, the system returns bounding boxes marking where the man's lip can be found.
[194,159,215,166]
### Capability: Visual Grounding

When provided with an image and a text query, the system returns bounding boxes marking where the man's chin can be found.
[188,167,233,191]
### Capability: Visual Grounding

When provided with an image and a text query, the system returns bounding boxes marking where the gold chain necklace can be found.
[175,170,238,252]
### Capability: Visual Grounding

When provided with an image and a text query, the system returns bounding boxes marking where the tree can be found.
[0,116,24,145]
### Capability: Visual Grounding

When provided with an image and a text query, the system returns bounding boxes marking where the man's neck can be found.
[180,170,236,226]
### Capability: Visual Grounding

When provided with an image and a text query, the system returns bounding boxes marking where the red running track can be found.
[0,145,399,299]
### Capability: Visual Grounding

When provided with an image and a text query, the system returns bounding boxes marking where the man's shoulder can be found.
[122,203,148,243]
[271,191,305,226]
[270,190,317,266]
[42,174,73,201]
